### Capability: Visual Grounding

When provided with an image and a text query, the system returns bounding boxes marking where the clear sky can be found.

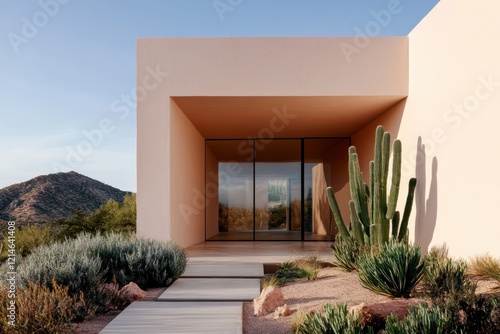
[0,0,438,192]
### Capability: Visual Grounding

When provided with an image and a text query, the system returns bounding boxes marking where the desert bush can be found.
[294,256,322,281]
[331,234,366,272]
[291,309,309,333]
[263,261,303,287]
[385,303,449,334]
[295,303,372,334]
[16,240,102,299]
[0,278,89,334]
[357,241,424,298]
[125,237,187,288]
[10,232,186,318]
[423,255,470,297]
[469,254,500,287]
[262,275,282,289]
[0,225,54,261]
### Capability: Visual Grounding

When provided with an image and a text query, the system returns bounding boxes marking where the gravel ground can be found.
[243,267,388,334]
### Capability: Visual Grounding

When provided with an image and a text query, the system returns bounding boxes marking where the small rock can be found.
[118,282,146,302]
[253,286,285,316]
[274,304,291,318]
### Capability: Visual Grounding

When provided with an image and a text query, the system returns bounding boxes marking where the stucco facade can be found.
[137,0,500,257]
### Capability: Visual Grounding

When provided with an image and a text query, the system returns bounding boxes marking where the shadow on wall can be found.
[414,136,438,254]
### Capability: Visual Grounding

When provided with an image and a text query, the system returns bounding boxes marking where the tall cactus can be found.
[327,125,417,246]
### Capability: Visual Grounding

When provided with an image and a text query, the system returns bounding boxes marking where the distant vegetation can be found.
[57,193,136,239]
[0,194,136,262]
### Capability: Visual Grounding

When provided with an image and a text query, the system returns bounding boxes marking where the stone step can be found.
[99,301,242,334]
[181,262,264,278]
[158,278,261,302]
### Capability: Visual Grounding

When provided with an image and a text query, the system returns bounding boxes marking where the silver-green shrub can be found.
[126,238,187,288]
[7,232,187,317]
[16,240,102,298]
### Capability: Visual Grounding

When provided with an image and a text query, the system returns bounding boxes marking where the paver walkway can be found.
[100,241,331,333]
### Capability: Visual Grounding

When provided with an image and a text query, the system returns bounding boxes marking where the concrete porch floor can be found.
[185,241,333,264]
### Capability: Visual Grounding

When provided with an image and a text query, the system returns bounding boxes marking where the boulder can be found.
[118,282,146,302]
[253,286,285,316]
[350,299,419,331]
[274,304,292,318]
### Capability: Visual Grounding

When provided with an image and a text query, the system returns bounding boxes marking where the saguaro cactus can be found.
[327,125,417,246]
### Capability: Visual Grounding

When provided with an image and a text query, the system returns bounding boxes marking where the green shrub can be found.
[15,240,102,300]
[58,194,136,239]
[331,234,365,272]
[5,232,187,318]
[295,303,372,334]
[263,261,303,287]
[0,278,89,334]
[357,241,424,298]
[385,303,449,334]
[294,256,322,281]
[125,237,187,288]
[0,225,54,261]
[423,255,470,298]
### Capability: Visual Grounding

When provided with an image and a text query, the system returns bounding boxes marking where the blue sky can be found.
[0,0,438,192]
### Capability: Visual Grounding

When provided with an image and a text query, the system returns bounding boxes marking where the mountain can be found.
[0,171,130,222]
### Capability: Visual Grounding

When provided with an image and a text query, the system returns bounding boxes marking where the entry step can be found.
[158,278,261,302]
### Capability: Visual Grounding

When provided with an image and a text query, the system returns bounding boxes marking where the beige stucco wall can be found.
[169,100,206,246]
[137,37,408,248]
[354,0,500,258]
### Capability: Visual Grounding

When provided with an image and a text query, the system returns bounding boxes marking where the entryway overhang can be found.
[173,96,406,139]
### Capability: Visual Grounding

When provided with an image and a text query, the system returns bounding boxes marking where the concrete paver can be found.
[99,301,242,334]
[158,278,260,302]
[182,262,264,278]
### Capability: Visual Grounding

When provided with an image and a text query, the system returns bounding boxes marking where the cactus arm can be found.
[398,178,417,241]
[373,126,390,245]
[349,200,365,246]
[391,211,400,239]
[381,131,391,211]
[326,187,350,239]
[369,161,374,223]
[350,152,370,228]
[386,139,402,219]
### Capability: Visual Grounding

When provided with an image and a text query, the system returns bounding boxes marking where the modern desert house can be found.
[137,0,500,258]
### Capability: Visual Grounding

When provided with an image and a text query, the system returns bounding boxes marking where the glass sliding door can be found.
[205,137,349,241]
[254,139,301,241]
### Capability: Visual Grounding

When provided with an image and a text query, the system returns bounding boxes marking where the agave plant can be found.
[357,241,424,298]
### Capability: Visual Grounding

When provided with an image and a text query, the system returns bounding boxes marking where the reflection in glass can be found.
[206,137,349,241]
[255,139,301,240]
